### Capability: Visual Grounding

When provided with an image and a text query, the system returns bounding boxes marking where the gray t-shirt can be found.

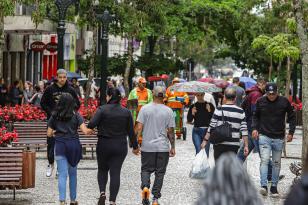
[137,102,175,152]
[233,85,245,107]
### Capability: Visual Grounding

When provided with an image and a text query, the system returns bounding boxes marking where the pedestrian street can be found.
[0,118,301,205]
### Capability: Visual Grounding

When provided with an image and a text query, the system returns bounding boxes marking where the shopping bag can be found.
[189,149,210,179]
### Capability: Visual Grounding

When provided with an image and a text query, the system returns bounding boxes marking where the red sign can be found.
[46,42,58,52]
[31,41,45,52]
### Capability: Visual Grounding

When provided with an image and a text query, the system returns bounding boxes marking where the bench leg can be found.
[82,147,87,156]
[13,187,16,200]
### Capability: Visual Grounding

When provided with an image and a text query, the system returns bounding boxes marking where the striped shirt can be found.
[208,104,248,146]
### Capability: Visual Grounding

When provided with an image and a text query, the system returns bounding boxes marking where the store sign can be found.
[31,41,45,52]
[46,42,58,52]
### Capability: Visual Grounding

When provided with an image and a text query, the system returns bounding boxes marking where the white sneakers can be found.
[46,164,54,177]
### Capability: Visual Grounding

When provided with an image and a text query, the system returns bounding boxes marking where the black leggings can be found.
[47,137,55,165]
[96,137,128,202]
[213,144,239,161]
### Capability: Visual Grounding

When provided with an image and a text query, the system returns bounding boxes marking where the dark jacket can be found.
[9,87,21,106]
[241,85,264,131]
[40,82,80,118]
[87,103,138,149]
[252,96,296,139]
[0,84,8,106]
[72,85,81,98]
[187,102,215,128]
[284,174,308,205]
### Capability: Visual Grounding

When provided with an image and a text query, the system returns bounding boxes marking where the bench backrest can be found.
[0,148,24,186]
[14,122,97,138]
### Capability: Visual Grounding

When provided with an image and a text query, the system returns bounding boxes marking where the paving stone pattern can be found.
[0,124,301,205]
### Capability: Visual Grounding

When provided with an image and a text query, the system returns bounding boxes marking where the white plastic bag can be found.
[189,149,210,179]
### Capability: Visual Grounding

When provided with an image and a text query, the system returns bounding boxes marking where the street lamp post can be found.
[55,0,78,69]
[96,10,113,105]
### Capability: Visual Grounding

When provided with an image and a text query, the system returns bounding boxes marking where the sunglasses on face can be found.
[268,92,277,96]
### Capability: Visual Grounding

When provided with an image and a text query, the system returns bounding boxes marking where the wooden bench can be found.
[12,122,98,158]
[0,147,24,200]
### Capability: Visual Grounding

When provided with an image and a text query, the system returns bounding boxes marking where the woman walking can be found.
[23,81,33,104]
[30,85,44,107]
[88,88,139,205]
[47,93,92,205]
[187,92,215,156]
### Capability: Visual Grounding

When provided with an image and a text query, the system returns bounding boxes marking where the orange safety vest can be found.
[165,86,189,109]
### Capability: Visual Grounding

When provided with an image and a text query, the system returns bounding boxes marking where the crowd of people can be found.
[1,70,305,205]
[0,78,46,107]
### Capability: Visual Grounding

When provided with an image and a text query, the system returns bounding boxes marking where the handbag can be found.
[209,107,232,144]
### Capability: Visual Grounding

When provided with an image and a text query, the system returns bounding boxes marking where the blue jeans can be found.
[237,132,273,181]
[56,155,78,202]
[192,127,210,156]
[259,135,284,187]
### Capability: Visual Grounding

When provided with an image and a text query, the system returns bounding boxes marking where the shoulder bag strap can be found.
[221,106,225,123]
[213,106,225,127]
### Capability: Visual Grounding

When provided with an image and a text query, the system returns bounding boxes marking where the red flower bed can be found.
[0,104,46,122]
[78,98,128,120]
[0,127,18,146]
[0,98,128,123]
[78,99,99,121]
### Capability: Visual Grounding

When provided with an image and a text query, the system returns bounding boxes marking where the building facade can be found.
[1,3,142,85]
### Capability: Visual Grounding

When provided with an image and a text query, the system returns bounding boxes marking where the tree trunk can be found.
[148,36,157,56]
[285,56,291,98]
[293,0,308,168]
[84,27,97,106]
[269,56,273,81]
[276,60,282,88]
[124,36,133,97]
[0,14,4,78]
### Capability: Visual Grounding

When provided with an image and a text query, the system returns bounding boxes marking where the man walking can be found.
[237,77,266,159]
[135,86,176,205]
[232,77,245,107]
[165,77,189,139]
[252,82,296,196]
[41,69,80,177]
[128,77,153,144]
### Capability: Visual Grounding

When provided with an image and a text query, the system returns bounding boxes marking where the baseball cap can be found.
[138,77,147,84]
[153,86,166,98]
[265,82,278,94]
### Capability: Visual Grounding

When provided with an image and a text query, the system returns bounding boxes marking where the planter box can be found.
[22,150,36,189]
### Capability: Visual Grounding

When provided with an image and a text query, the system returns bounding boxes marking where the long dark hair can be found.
[52,93,76,121]
[107,87,121,104]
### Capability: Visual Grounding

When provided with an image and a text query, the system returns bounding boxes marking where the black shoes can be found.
[270,186,279,197]
[260,186,279,197]
[97,193,106,205]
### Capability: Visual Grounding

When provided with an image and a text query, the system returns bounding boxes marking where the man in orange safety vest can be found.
[165,77,189,139]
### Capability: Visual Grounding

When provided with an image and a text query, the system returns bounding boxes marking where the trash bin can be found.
[22,150,36,189]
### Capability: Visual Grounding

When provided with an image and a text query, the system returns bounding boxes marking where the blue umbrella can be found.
[67,72,82,79]
[239,77,256,89]
[179,78,187,83]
